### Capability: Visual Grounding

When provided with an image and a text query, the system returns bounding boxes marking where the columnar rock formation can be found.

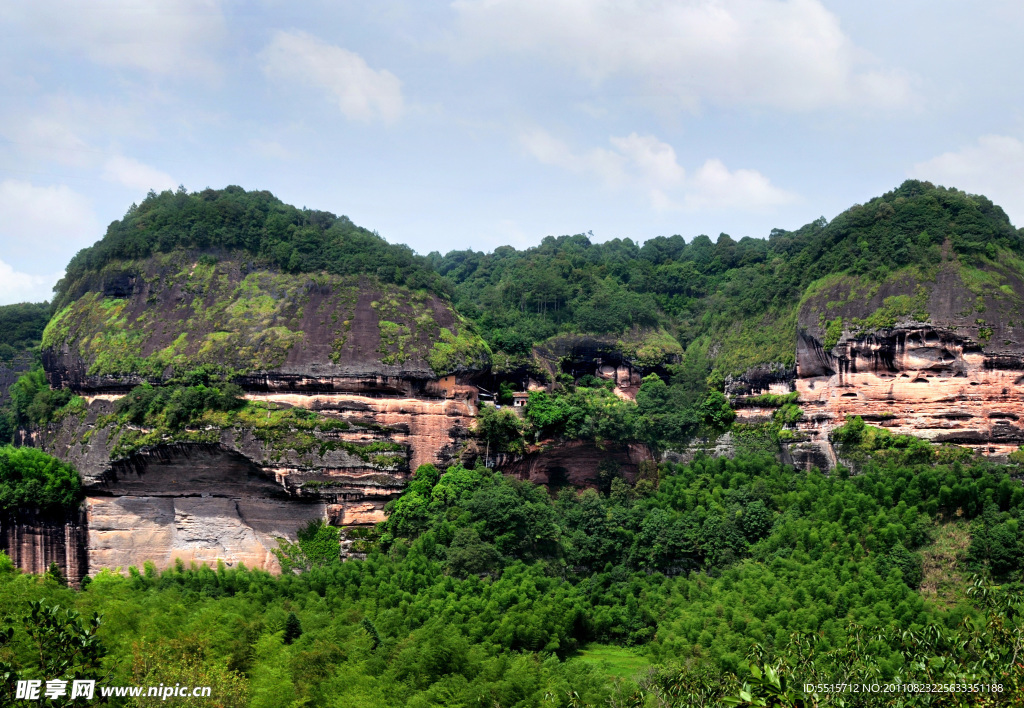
[0,508,87,586]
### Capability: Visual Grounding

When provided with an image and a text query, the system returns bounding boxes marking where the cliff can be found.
[0,355,32,408]
[728,243,1024,467]
[35,248,486,574]
[0,507,87,585]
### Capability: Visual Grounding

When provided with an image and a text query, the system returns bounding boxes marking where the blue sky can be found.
[2,0,1024,304]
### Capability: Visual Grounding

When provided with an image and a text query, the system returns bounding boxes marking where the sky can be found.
[2,0,1024,305]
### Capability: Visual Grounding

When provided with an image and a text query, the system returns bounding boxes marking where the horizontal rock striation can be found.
[35,384,477,573]
[794,326,1024,460]
[33,251,489,575]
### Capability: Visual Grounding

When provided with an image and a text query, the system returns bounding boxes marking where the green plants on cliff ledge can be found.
[474,404,527,455]
[101,382,404,466]
[426,326,491,377]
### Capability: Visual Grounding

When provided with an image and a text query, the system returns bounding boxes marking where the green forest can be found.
[3,439,1024,706]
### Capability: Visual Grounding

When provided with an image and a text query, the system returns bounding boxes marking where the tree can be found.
[283,613,302,645]
[445,527,499,577]
[46,561,67,587]
[273,519,340,573]
[474,404,526,455]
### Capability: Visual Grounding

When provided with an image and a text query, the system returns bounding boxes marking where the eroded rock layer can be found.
[33,378,477,574]
[502,440,653,488]
[794,326,1024,458]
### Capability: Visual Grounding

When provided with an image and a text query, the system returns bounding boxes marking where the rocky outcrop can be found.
[0,508,87,586]
[34,382,476,573]
[42,254,489,392]
[31,250,488,575]
[794,326,1024,460]
[501,440,653,488]
[725,255,1024,468]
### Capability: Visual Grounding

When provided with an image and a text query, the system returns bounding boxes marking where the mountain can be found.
[3,180,1024,582]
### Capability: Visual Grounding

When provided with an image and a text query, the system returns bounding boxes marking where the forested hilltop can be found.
[433,179,1022,374]
[52,180,1024,376]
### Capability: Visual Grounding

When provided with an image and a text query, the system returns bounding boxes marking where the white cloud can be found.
[0,259,62,306]
[3,115,93,168]
[520,128,626,186]
[10,0,226,76]
[686,159,797,209]
[610,134,686,187]
[452,0,912,111]
[521,129,795,210]
[262,31,404,123]
[910,135,1024,226]
[102,156,177,193]
[0,180,99,272]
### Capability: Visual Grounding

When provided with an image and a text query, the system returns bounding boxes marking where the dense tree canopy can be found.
[0,445,82,513]
[433,180,1024,377]
[0,303,50,362]
[54,186,447,310]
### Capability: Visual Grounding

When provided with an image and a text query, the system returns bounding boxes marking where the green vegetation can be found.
[3,446,1024,705]
[436,181,1021,379]
[274,519,343,573]
[0,367,82,444]
[55,186,446,311]
[95,382,404,466]
[850,286,931,334]
[474,370,734,459]
[574,644,649,679]
[6,180,1024,704]
[739,391,800,407]
[0,302,50,363]
[831,415,957,468]
[474,405,528,455]
[426,326,492,376]
[0,445,82,513]
[44,266,346,379]
[42,249,489,380]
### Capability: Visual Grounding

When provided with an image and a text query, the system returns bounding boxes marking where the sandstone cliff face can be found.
[33,251,486,575]
[726,256,1024,468]
[793,258,1024,463]
[42,252,489,392]
[793,326,1024,461]
[34,381,476,574]
[0,508,87,586]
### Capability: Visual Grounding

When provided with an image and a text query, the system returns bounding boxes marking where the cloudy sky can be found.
[2,0,1024,304]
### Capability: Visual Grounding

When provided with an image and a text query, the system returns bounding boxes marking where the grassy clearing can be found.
[919,520,971,610]
[574,643,649,679]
